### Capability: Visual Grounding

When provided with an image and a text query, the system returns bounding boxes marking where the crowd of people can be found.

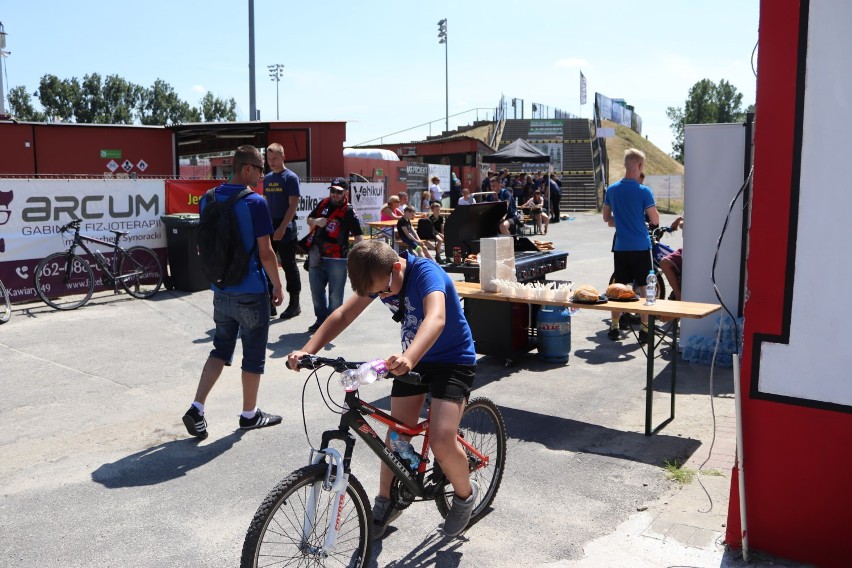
[181,143,682,542]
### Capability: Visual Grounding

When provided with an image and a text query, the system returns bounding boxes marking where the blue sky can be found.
[0,1,759,154]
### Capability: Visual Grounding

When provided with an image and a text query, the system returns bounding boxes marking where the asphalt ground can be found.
[0,211,810,567]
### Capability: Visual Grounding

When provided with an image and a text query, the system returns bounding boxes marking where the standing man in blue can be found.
[263,143,302,320]
[182,145,284,439]
[602,148,660,342]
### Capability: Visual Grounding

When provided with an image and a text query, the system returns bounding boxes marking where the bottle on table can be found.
[645,270,657,306]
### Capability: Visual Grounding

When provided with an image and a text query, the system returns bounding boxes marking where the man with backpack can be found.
[182,145,284,440]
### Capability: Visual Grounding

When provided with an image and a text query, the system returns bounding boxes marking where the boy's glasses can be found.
[374,271,394,296]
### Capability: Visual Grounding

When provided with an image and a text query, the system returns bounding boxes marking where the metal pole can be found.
[248,0,257,121]
[0,22,7,116]
[444,22,448,133]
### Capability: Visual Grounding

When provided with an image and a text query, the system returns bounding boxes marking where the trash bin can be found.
[160,214,209,292]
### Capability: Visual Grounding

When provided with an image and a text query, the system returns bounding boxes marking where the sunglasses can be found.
[245,163,264,173]
[330,187,346,195]
[374,271,394,296]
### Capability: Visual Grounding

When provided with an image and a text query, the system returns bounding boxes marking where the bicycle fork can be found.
[304,447,349,557]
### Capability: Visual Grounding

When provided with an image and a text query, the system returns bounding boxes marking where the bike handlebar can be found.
[59,219,82,233]
[290,354,423,386]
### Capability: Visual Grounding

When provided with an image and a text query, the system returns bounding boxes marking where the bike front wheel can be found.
[118,246,162,299]
[241,463,372,568]
[35,252,95,310]
[0,279,10,323]
[435,396,507,527]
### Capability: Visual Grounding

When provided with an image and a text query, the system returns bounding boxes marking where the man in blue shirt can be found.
[287,240,479,539]
[602,148,660,342]
[264,143,302,319]
[182,145,283,439]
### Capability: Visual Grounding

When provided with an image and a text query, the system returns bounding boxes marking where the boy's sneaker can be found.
[371,495,402,539]
[638,329,649,343]
[442,480,479,537]
[182,405,208,439]
[239,408,282,430]
[607,328,620,341]
[619,313,640,329]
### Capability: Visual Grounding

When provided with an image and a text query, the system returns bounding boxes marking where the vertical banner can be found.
[580,71,587,105]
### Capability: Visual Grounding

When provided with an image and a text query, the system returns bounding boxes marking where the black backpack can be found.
[197,187,257,289]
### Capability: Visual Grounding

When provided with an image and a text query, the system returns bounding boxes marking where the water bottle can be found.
[93,249,108,267]
[389,431,421,471]
[339,359,388,392]
[645,270,657,305]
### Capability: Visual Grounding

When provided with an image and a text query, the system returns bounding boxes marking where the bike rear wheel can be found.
[35,252,95,310]
[118,246,162,299]
[0,279,10,323]
[241,463,372,568]
[435,397,507,526]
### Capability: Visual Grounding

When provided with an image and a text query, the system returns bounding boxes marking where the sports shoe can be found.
[182,405,208,439]
[270,304,278,318]
[371,495,402,539]
[239,408,282,430]
[607,328,620,341]
[638,329,649,343]
[307,320,323,333]
[442,479,479,537]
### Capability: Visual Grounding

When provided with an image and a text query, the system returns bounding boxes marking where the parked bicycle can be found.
[241,354,507,568]
[0,279,10,323]
[35,219,163,310]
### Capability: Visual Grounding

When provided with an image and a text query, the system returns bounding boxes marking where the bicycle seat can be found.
[110,230,129,237]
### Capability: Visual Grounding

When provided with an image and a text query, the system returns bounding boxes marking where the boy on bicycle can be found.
[286,239,478,538]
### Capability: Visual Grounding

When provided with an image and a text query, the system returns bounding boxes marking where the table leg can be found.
[670,319,678,421]
[645,314,655,436]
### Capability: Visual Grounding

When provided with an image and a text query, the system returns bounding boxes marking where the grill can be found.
[442,201,568,283]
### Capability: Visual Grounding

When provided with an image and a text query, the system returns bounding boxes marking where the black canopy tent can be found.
[481,138,551,164]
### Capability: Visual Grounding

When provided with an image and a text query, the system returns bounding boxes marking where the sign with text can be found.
[0,178,166,303]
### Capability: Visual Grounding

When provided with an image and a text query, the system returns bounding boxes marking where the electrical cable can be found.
[694,165,754,513]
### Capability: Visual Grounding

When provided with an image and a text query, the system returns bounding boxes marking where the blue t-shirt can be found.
[603,178,655,251]
[200,184,274,293]
[263,168,300,231]
[380,252,476,365]
[499,187,517,217]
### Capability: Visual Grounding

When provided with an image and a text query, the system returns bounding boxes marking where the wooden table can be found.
[366,220,398,244]
[453,281,721,435]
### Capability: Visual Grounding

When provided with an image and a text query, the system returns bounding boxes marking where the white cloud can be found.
[192,85,206,94]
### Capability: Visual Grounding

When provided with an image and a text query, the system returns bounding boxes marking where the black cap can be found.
[328,177,349,191]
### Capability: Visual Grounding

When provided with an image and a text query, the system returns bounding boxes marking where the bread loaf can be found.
[573,284,599,301]
[606,283,636,300]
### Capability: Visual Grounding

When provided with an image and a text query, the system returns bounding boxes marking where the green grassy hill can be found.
[602,119,683,181]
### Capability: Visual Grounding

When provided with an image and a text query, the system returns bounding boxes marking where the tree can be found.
[666,79,747,163]
[36,74,80,122]
[199,92,237,122]
[138,79,197,125]
[7,86,46,121]
[101,75,144,124]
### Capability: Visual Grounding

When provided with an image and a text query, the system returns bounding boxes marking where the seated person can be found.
[418,201,445,263]
[381,195,402,220]
[659,216,684,300]
[397,206,432,260]
[457,187,476,205]
[521,190,549,235]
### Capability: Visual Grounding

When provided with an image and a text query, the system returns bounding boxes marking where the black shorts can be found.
[613,250,653,287]
[391,362,475,404]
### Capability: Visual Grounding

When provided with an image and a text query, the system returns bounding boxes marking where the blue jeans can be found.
[308,258,348,322]
[210,291,270,374]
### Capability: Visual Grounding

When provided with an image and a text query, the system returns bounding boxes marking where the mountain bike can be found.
[240,355,507,568]
[609,225,677,301]
[0,279,10,324]
[35,219,163,310]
